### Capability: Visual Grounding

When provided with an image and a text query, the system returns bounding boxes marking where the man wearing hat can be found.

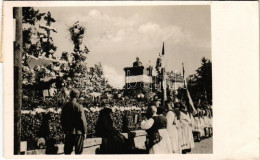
[61,89,88,154]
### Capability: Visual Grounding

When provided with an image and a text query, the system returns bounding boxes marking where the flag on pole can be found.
[182,62,186,88]
[182,62,185,78]
[161,42,166,68]
[185,80,197,115]
[162,42,165,56]
[161,42,167,105]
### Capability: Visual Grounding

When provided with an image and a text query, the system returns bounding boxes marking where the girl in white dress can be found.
[193,108,203,141]
[179,105,189,151]
[208,109,213,136]
[187,113,195,150]
[179,103,195,153]
[173,102,183,153]
[203,109,210,138]
[200,110,206,139]
[166,101,180,154]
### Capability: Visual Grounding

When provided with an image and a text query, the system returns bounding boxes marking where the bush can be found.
[21,109,144,150]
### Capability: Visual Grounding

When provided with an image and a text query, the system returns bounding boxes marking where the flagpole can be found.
[182,63,197,115]
[182,62,186,88]
[161,42,166,108]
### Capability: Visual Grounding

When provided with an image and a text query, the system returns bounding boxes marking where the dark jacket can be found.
[95,108,118,137]
[145,115,167,149]
[61,99,88,134]
[146,115,167,136]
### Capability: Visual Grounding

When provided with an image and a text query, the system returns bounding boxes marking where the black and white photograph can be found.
[13,5,213,155]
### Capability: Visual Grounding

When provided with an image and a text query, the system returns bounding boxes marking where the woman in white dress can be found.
[179,102,196,153]
[187,112,195,150]
[208,109,213,137]
[173,102,183,153]
[166,101,180,154]
[200,110,206,139]
[193,108,203,142]
[141,106,172,154]
[203,109,210,138]
[179,104,190,151]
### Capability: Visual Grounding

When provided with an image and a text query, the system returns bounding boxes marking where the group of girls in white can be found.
[141,100,213,154]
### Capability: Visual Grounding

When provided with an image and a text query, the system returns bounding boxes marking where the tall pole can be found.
[13,7,23,155]
[161,42,166,108]
[161,67,166,108]
[182,62,186,88]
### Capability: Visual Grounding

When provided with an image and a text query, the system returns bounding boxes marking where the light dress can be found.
[200,117,205,137]
[193,116,204,135]
[208,117,213,128]
[187,114,195,149]
[204,116,209,128]
[179,112,189,150]
[166,111,181,153]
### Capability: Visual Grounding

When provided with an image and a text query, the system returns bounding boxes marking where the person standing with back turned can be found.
[61,89,88,154]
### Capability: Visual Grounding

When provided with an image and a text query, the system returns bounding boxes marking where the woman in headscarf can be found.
[95,103,127,154]
[141,105,172,154]
[165,100,181,154]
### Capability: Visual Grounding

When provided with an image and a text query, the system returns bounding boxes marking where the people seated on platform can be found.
[141,105,172,154]
[95,103,127,154]
[133,57,143,67]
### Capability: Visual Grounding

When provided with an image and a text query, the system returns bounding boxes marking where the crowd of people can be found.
[61,89,213,154]
[141,100,213,154]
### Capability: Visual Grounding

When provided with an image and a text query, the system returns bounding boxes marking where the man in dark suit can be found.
[61,89,87,154]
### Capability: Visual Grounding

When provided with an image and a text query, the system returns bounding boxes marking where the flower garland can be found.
[21,106,144,114]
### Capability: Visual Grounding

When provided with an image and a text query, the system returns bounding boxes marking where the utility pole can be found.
[13,7,22,155]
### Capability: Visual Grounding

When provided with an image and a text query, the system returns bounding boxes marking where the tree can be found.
[22,7,45,60]
[67,21,89,90]
[23,8,57,59]
[22,8,58,84]
[22,8,59,110]
[38,11,57,58]
[186,57,212,106]
[22,7,45,25]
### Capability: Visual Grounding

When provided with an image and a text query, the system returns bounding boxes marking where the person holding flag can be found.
[179,63,197,153]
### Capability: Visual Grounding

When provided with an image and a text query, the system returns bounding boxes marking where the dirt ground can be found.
[189,137,213,154]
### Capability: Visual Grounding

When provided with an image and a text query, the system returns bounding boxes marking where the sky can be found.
[35,6,211,89]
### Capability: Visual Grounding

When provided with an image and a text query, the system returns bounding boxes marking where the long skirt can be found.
[149,129,172,154]
[167,125,180,153]
[187,125,195,149]
[177,127,183,153]
[181,125,190,150]
[208,118,212,127]
[199,119,205,137]
[194,118,204,135]
[99,134,127,154]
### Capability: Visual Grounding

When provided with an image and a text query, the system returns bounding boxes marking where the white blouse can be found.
[141,118,155,130]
